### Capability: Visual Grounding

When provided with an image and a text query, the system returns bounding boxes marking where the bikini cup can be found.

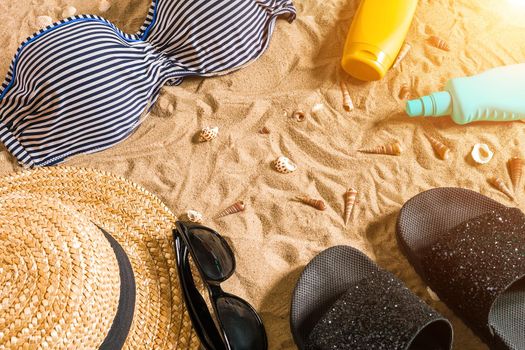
[0,0,296,167]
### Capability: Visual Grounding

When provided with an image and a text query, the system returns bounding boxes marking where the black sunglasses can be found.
[173,221,268,350]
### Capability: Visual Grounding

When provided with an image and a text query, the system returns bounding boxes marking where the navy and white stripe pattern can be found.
[0,0,296,167]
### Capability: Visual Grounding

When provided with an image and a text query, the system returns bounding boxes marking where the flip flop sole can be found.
[397,187,525,350]
[290,246,379,349]
[290,245,453,350]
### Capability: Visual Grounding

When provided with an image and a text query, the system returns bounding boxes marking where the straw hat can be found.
[0,167,201,349]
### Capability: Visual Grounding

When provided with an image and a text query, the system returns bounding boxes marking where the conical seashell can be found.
[274,156,297,174]
[426,134,450,160]
[62,5,77,18]
[186,210,203,223]
[343,188,358,225]
[398,83,411,100]
[98,0,111,12]
[199,126,219,142]
[508,157,524,189]
[258,126,270,134]
[36,16,53,28]
[214,201,245,219]
[393,42,411,68]
[296,196,326,211]
[429,35,450,51]
[489,177,514,200]
[292,111,306,122]
[471,143,493,164]
[359,142,402,156]
[340,81,354,112]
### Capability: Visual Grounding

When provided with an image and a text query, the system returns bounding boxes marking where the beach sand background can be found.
[1,0,525,349]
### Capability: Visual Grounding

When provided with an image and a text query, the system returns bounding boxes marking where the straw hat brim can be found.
[0,166,201,349]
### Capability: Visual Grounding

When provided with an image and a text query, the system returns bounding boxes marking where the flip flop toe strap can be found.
[306,269,452,350]
[422,207,525,340]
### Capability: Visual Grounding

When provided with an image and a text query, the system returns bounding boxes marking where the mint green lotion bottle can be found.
[406,64,525,124]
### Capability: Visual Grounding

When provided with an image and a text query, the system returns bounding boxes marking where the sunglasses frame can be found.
[173,221,268,350]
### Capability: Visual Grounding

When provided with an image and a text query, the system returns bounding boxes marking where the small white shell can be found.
[62,5,77,18]
[274,156,297,174]
[199,126,219,142]
[98,0,111,12]
[471,143,494,164]
[36,16,53,28]
[186,210,203,223]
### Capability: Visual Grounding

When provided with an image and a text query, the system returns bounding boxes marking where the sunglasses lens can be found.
[187,228,234,281]
[217,297,267,350]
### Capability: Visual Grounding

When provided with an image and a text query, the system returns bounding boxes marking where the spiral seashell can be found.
[471,143,493,164]
[508,157,524,190]
[98,0,111,12]
[343,188,358,226]
[292,110,306,122]
[426,134,450,160]
[489,177,514,200]
[429,35,450,51]
[62,5,77,18]
[274,156,297,174]
[398,83,411,100]
[359,142,402,156]
[258,126,270,134]
[393,43,411,68]
[36,16,53,28]
[199,126,219,142]
[214,201,245,219]
[186,210,203,223]
[296,196,326,211]
[340,81,354,112]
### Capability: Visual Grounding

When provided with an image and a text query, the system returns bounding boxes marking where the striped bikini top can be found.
[0,0,296,167]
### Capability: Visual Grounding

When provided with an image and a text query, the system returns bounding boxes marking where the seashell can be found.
[61,5,77,18]
[186,210,203,224]
[426,134,450,160]
[340,81,354,112]
[199,126,219,142]
[489,177,514,200]
[98,0,111,12]
[508,157,524,189]
[427,287,440,301]
[398,83,411,100]
[296,196,326,211]
[359,142,402,156]
[292,110,306,122]
[471,143,493,164]
[393,42,411,68]
[429,35,450,51]
[214,201,245,219]
[343,188,358,225]
[36,16,53,28]
[258,126,270,134]
[274,156,297,174]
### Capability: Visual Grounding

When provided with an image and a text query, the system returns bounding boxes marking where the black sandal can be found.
[290,245,453,350]
[397,187,525,350]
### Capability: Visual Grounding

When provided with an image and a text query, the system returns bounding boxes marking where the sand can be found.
[1,0,525,349]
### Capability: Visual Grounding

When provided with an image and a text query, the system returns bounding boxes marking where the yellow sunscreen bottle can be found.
[342,0,419,81]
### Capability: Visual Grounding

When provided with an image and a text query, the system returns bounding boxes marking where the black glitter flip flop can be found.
[290,245,453,350]
[397,187,525,350]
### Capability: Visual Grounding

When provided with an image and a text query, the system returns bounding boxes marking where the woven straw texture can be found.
[0,166,201,349]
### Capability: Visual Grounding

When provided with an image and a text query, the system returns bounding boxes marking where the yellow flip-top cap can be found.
[341,43,391,81]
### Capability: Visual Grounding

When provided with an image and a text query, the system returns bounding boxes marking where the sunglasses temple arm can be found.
[174,236,227,350]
